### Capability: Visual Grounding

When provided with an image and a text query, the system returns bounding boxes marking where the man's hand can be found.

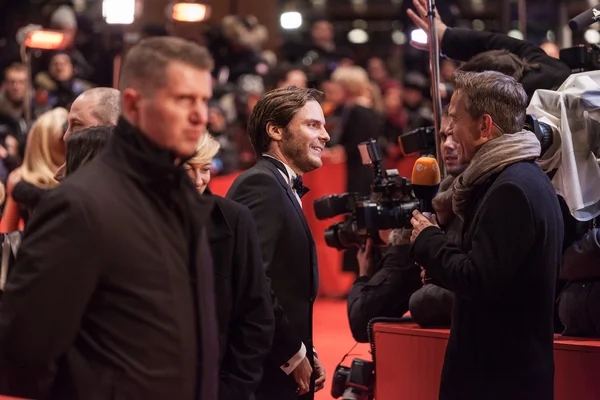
[406,0,448,51]
[357,239,373,277]
[292,356,313,395]
[314,357,326,392]
[410,210,440,244]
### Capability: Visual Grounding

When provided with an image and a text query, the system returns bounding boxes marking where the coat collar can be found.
[256,157,314,241]
[105,117,214,226]
[107,117,192,186]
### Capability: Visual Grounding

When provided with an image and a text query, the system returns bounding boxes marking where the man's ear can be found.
[122,88,141,126]
[266,122,284,142]
[480,114,494,139]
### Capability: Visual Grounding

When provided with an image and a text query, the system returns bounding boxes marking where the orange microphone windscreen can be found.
[411,157,441,187]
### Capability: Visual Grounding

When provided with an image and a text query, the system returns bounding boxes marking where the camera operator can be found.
[407,0,571,100]
[347,230,422,343]
[347,111,459,337]
[410,71,563,400]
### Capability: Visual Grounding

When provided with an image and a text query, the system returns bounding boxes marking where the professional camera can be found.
[314,139,419,250]
[398,126,436,155]
[399,115,554,156]
[560,44,600,73]
[331,358,375,400]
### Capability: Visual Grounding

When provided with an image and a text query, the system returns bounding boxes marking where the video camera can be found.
[313,139,419,250]
[331,358,375,400]
[399,114,554,156]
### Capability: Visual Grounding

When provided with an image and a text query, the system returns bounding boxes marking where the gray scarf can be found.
[452,130,541,220]
[432,175,457,227]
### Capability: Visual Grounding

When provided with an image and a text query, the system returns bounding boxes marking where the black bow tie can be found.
[292,175,310,198]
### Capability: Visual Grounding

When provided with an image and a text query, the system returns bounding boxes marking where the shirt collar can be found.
[262,154,297,184]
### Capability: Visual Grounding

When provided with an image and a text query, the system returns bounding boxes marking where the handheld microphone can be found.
[569,6,600,31]
[411,157,441,218]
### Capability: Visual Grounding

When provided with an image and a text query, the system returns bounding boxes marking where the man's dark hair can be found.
[458,50,539,82]
[452,70,528,135]
[247,86,324,155]
[118,36,214,95]
[66,126,114,175]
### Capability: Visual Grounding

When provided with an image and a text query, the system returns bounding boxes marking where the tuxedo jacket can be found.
[227,157,318,399]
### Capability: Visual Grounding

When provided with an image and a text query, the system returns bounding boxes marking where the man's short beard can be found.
[280,127,318,174]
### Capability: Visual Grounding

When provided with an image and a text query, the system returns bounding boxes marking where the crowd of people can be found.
[0,0,597,400]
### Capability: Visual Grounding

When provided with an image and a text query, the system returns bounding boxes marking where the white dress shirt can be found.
[262,154,303,208]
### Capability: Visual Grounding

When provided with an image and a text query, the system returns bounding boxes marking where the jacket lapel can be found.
[257,158,319,297]
[257,158,313,240]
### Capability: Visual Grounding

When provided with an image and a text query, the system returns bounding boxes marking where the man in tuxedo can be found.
[227,86,329,399]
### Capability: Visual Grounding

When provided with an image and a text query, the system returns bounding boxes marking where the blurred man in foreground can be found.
[0,37,219,400]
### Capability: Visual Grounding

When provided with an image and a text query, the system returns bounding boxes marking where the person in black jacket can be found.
[227,87,329,400]
[0,37,219,400]
[407,0,571,100]
[186,133,275,399]
[558,228,600,337]
[410,71,563,400]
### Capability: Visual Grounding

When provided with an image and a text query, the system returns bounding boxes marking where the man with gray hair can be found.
[63,87,120,140]
[54,87,120,181]
[410,70,563,400]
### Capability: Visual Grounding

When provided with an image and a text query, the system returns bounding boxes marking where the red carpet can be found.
[313,299,372,400]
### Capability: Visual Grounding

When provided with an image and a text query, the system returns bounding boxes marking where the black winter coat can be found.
[0,118,219,400]
[412,161,564,400]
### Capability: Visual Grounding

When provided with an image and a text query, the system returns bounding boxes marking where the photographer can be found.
[347,111,460,338]
[407,0,571,100]
[347,230,422,343]
[410,71,563,399]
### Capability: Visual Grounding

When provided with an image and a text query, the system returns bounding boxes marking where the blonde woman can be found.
[1,107,67,232]
[185,132,220,194]
[188,133,274,398]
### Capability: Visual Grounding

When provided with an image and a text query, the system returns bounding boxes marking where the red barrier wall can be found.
[301,162,355,297]
[374,323,600,400]
[209,171,242,197]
